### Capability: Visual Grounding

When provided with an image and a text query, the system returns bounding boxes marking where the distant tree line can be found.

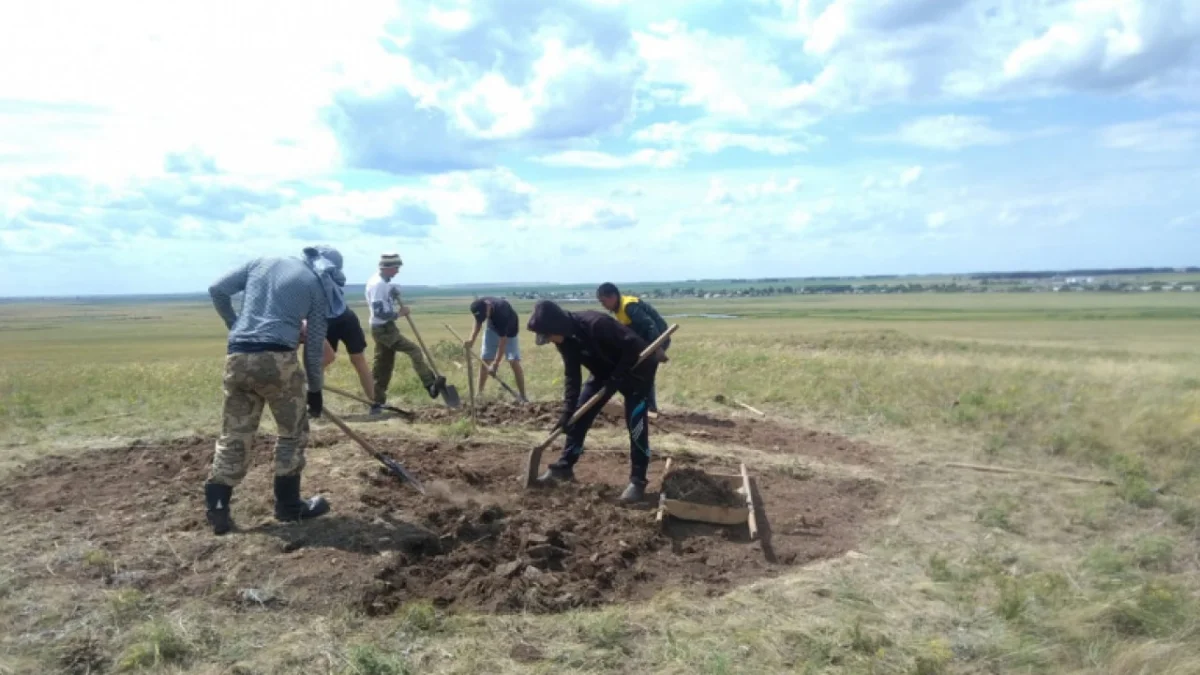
[971,267,1199,280]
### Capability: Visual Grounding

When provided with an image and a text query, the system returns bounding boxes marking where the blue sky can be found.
[1,0,1199,296]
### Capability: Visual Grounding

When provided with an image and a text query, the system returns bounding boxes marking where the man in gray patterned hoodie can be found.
[202,248,338,535]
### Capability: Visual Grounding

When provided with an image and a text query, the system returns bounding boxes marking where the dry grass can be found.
[2,292,1200,673]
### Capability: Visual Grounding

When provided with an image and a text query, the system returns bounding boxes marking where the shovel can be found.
[444,323,524,404]
[321,408,425,494]
[324,384,415,421]
[522,324,678,489]
[393,292,461,409]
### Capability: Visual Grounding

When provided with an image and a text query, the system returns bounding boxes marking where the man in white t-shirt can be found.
[367,253,444,412]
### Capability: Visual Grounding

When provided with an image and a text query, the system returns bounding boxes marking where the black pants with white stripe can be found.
[551,365,657,484]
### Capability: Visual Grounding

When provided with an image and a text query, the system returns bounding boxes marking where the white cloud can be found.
[0,1,394,180]
[1002,0,1200,94]
[1169,210,1200,228]
[771,0,1200,113]
[900,165,924,186]
[535,149,684,169]
[705,176,803,205]
[1099,112,1200,152]
[632,121,815,156]
[633,20,797,120]
[886,115,1014,150]
[556,201,640,230]
[3,0,1200,296]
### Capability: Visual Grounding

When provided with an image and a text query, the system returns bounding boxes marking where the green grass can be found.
[3,291,1200,673]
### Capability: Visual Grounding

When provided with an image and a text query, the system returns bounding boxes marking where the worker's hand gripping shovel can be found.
[521,324,678,489]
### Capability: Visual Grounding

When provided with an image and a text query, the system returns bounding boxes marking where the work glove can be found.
[555,409,576,434]
[307,391,323,418]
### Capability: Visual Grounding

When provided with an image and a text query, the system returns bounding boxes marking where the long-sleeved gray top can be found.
[208,256,327,392]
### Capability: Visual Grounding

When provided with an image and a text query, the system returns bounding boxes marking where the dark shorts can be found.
[327,308,368,355]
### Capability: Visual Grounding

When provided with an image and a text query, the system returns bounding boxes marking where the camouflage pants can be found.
[371,321,435,405]
[207,351,309,487]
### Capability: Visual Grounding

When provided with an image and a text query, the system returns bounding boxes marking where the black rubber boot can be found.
[619,479,648,503]
[537,464,575,485]
[273,475,331,522]
[204,481,234,535]
[426,375,447,399]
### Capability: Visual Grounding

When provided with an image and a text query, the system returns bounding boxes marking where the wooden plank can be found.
[944,462,1116,486]
[656,458,674,527]
[734,399,766,417]
[663,499,748,526]
[741,463,758,541]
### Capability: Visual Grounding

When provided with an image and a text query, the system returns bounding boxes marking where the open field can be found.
[2,292,1200,674]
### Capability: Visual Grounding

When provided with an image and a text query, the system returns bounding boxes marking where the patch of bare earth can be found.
[415,400,880,464]
[0,408,885,620]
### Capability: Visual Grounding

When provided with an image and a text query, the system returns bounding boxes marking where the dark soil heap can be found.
[0,407,886,619]
[663,468,744,507]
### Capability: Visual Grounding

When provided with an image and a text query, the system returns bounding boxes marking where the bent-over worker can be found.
[526,299,660,502]
[299,245,374,403]
[463,296,528,402]
[203,251,335,535]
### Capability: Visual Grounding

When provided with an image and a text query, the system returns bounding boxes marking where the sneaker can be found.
[369,404,384,417]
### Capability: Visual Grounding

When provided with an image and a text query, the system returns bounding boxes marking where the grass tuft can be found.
[341,644,412,675]
[116,619,191,671]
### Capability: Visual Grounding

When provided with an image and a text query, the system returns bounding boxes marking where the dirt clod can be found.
[664,468,744,507]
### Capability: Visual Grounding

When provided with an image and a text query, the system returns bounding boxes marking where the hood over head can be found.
[526,300,574,345]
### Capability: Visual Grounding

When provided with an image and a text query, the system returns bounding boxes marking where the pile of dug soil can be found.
[359,485,669,615]
[0,416,885,618]
[663,468,744,507]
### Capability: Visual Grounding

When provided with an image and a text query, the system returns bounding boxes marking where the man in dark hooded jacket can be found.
[526,299,660,502]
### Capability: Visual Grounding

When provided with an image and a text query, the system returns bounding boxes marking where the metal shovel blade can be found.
[440,382,462,409]
[380,455,426,494]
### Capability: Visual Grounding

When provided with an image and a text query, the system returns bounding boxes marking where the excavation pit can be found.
[0,410,884,617]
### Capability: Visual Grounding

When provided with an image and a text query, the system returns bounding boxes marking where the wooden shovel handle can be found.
[444,323,521,401]
[393,291,441,378]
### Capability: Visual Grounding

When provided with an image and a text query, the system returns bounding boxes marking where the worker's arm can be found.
[560,344,582,416]
[303,290,328,393]
[387,284,410,318]
[465,302,489,347]
[208,260,252,330]
[624,302,662,342]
